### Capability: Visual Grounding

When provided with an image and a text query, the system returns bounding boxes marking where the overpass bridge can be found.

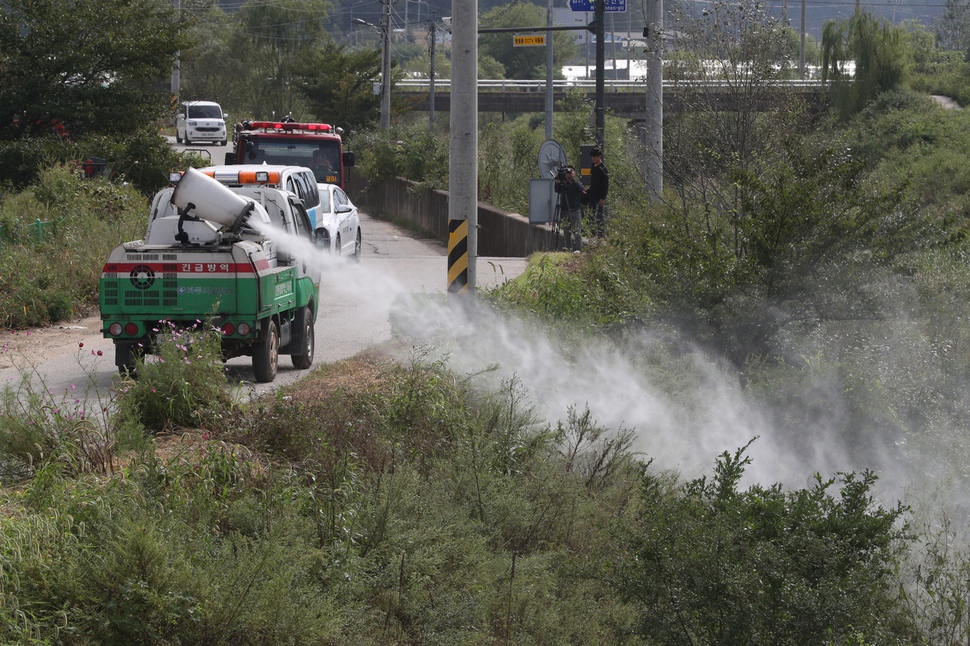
[396,78,829,119]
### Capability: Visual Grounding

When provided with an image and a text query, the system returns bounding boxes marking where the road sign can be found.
[513,34,545,47]
[569,0,626,11]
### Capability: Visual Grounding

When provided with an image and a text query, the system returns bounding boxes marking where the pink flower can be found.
[97,350,103,356]
[78,342,83,348]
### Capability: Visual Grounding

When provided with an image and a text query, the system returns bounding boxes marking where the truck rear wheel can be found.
[291,307,315,370]
[253,320,279,383]
[116,342,140,378]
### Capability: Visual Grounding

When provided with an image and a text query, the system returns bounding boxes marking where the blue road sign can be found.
[569,0,626,11]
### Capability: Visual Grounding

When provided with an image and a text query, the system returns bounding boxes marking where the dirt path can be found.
[1,315,104,371]
[932,95,963,110]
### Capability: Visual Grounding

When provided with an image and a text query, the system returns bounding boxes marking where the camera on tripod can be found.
[555,165,571,182]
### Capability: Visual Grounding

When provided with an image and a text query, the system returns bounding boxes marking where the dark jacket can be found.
[555,176,585,211]
[588,162,609,204]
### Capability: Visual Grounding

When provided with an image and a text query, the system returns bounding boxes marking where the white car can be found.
[316,183,361,261]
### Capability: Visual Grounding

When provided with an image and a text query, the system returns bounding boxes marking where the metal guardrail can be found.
[396,78,829,92]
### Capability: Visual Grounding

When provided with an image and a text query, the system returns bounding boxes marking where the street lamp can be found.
[352,5,391,130]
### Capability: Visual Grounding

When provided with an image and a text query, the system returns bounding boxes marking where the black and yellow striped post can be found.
[447,218,469,293]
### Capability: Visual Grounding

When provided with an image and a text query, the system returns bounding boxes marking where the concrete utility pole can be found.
[644,0,663,199]
[171,0,180,112]
[381,0,392,129]
[545,0,554,140]
[594,0,605,147]
[429,13,437,131]
[448,0,477,295]
[799,0,806,79]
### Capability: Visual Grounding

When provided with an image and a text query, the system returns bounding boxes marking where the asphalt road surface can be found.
[0,140,527,400]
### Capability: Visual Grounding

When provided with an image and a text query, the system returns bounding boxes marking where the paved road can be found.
[0,151,527,400]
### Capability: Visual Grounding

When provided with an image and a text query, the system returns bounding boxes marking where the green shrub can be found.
[114,320,235,433]
[352,124,449,190]
[0,165,147,327]
[616,443,917,645]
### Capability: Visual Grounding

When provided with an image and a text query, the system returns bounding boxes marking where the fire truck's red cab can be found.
[225,120,355,189]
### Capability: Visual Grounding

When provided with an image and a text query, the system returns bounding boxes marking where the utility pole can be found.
[171,0,180,113]
[448,0,477,296]
[381,0,392,130]
[799,0,806,79]
[429,13,437,131]
[352,13,391,128]
[644,0,663,199]
[545,0,554,141]
[594,0,605,147]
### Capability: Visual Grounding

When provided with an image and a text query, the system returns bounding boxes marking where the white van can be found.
[175,101,228,146]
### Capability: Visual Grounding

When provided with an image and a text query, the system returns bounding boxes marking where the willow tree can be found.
[822,10,908,120]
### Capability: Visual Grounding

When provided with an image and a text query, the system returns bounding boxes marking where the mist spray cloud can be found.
[262,221,949,509]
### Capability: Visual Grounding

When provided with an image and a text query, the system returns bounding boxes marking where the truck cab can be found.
[226,120,354,189]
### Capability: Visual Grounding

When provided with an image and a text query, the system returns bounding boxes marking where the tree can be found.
[662,0,803,239]
[233,0,333,118]
[934,0,970,53]
[292,42,383,132]
[615,444,917,644]
[623,133,924,379]
[479,3,578,80]
[176,3,252,116]
[0,0,188,139]
[822,10,908,120]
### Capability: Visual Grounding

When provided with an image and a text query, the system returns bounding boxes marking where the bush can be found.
[616,442,917,645]
[114,320,236,433]
[0,165,147,327]
[0,127,189,196]
[352,124,448,191]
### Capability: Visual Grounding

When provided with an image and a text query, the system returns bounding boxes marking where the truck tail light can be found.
[221,322,236,336]
[237,322,252,336]
[124,323,139,336]
[108,322,123,336]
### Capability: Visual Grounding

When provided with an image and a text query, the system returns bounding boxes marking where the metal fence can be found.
[0,219,54,244]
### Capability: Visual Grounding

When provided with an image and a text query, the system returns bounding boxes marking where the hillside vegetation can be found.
[0,325,936,644]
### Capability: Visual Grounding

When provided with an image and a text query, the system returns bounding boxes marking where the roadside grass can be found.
[0,166,146,328]
[0,335,644,644]
[4,308,970,641]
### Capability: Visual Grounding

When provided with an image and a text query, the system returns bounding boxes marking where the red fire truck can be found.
[225,120,355,188]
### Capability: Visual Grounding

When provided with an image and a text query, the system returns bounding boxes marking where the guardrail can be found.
[396,78,830,92]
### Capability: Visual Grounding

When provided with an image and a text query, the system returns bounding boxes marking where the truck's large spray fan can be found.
[172,167,258,233]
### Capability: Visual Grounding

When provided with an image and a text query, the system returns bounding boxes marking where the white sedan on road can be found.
[316,183,362,261]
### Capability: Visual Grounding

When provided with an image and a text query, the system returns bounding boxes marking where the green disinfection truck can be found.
[99,167,320,382]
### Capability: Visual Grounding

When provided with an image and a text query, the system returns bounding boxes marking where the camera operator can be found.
[554,165,585,253]
[587,147,609,238]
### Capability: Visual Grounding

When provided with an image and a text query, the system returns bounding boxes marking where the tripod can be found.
[551,191,564,235]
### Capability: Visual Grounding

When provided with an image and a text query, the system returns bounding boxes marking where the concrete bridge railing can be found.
[346,171,562,258]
